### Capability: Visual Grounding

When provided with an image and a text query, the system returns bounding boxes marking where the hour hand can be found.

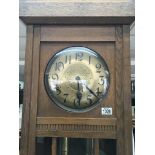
[76,86,82,105]
[75,76,82,105]
[74,91,82,106]
[76,91,82,103]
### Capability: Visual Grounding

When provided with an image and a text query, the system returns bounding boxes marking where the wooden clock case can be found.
[20,15,134,155]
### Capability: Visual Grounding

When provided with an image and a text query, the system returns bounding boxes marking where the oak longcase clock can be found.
[21,20,133,155]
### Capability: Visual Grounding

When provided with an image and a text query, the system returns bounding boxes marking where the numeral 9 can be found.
[52,74,58,80]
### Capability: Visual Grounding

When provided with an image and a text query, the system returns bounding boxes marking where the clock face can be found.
[44,47,110,112]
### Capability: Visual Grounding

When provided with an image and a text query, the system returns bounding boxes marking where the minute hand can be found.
[85,85,99,99]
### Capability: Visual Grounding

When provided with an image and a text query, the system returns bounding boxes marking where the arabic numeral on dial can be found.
[56,85,61,95]
[75,52,83,61]
[69,56,71,64]
[55,61,64,71]
[96,87,102,96]
[98,76,104,85]
[63,94,69,103]
[65,55,67,63]
[96,63,101,73]
[87,94,93,105]
[65,55,71,64]
[52,73,58,80]
[74,98,80,107]
[89,56,91,64]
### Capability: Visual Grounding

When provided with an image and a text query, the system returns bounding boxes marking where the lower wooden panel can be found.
[36,117,117,138]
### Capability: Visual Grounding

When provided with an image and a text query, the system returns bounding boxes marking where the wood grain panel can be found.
[19,0,135,18]
[21,23,132,155]
[36,117,116,138]
[36,130,116,139]
[41,26,115,42]
[38,42,115,118]
[115,26,124,155]
[28,26,40,155]
[21,0,128,2]
[21,25,34,155]
[37,117,117,125]
[36,124,116,132]
[122,25,132,155]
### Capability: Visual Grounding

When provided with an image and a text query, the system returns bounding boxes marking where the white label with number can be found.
[101,107,112,115]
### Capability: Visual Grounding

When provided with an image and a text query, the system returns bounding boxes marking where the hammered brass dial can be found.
[44,47,110,112]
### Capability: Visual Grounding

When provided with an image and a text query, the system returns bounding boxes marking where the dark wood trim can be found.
[21,25,34,155]
[37,117,117,125]
[51,138,57,155]
[122,25,132,155]
[27,26,41,155]
[115,26,124,155]
[20,16,134,25]
[94,139,100,155]
[36,131,116,139]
